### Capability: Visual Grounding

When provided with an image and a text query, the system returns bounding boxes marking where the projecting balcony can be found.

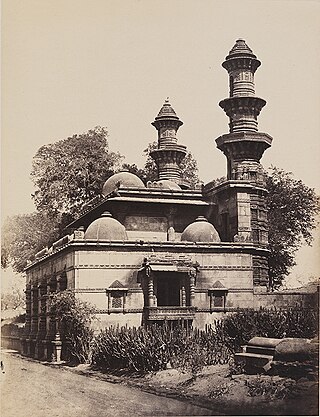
[144,306,197,321]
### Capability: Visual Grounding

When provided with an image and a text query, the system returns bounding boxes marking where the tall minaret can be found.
[151,99,187,185]
[216,39,272,185]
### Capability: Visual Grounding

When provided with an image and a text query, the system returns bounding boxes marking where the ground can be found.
[1,350,318,416]
[0,351,212,417]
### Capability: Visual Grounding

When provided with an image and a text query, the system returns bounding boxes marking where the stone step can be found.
[235,352,274,372]
[243,345,275,356]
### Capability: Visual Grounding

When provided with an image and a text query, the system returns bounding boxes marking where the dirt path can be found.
[0,351,214,417]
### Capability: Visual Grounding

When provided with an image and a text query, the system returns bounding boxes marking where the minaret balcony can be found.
[219,96,266,117]
[150,146,187,164]
[219,96,267,132]
[216,131,273,161]
[222,56,261,73]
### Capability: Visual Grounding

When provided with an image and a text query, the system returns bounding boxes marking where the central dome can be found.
[181,216,220,243]
[84,211,128,241]
[102,172,145,196]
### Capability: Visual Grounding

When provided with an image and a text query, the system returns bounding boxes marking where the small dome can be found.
[156,98,179,120]
[84,212,127,240]
[181,216,220,243]
[156,180,181,190]
[152,98,183,129]
[102,172,145,196]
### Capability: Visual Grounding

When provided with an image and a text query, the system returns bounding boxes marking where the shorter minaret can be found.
[150,99,187,185]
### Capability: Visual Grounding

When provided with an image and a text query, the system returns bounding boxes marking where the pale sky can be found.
[2,0,320,285]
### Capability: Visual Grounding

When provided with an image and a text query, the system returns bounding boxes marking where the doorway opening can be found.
[156,272,189,307]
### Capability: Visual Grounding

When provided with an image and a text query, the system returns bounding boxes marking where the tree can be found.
[266,167,320,290]
[1,212,60,273]
[31,126,123,222]
[1,286,25,311]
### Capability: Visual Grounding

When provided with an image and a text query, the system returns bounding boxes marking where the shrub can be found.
[222,308,319,351]
[246,376,296,399]
[48,290,95,363]
[90,323,233,373]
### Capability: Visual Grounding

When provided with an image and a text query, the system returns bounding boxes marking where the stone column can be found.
[189,271,196,307]
[30,284,39,357]
[148,275,154,307]
[23,283,31,355]
[44,275,57,360]
[36,282,47,359]
[181,285,186,307]
[57,272,67,292]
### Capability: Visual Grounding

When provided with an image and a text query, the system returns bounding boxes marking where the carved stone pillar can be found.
[57,272,67,292]
[181,285,186,307]
[189,271,196,306]
[24,283,32,338]
[45,276,57,360]
[29,284,39,357]
[148,275,154,307]
[23,283,32,355]
[36,282,47,359]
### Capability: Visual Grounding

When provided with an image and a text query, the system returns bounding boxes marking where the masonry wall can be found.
[253,291,319,310]
[71,246,256,332]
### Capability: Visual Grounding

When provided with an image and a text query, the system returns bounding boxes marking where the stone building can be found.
[22,40,274,360]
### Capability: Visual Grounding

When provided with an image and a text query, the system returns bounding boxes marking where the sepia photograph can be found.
[1,0,319,416]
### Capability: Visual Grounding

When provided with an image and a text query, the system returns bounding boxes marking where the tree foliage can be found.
[266,167,320,289]
[1,286,26,311]
[31,126,122,221]
[1,212,60,273]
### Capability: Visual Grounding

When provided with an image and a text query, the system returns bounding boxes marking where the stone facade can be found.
[22,40,280,360]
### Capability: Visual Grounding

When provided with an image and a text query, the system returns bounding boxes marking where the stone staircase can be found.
[235,337,282,373]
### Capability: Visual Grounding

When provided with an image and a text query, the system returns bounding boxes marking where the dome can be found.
[102,172,145,196]
[155,180,181,190]
[84,211,128,241]
[181,216,220,243]
[155,98,180,120]
[152,98,183,129]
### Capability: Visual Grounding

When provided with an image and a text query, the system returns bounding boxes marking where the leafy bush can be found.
[48,290,95,363]
[246,376,296,399]
[222,308,319,351]
[90,323,233,373]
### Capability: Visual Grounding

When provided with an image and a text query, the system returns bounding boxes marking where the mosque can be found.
[22,40,275,360]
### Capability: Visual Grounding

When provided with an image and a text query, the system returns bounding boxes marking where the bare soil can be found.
[1,350,319,416]
[73,362,319,415]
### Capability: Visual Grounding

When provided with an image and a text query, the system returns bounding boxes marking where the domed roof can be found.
[152,98,183,129]
[155,98,179,120]
[155,180,181,190]
[181,216,220,243]
[102,172,145,196]
[84,211,128,241]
